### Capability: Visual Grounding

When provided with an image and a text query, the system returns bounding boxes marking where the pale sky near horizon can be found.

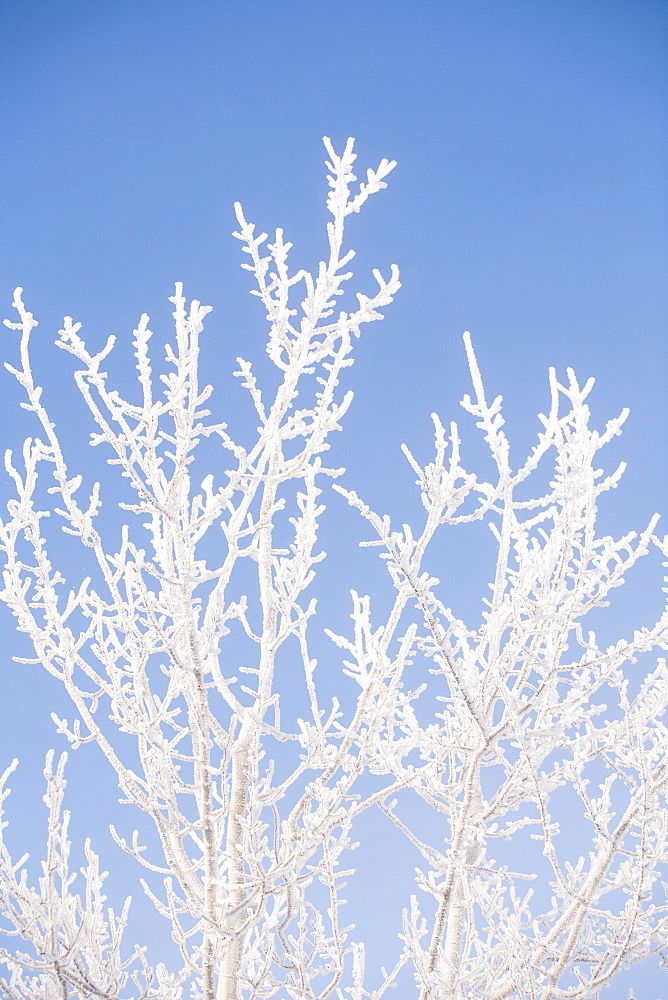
[1,1,667,995]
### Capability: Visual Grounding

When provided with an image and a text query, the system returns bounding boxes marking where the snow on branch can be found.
[0,138,666,1000]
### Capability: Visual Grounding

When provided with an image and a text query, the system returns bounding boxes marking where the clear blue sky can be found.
[1,1,666,995]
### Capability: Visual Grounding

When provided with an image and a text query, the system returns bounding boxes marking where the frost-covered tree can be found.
[0,139,667,1000]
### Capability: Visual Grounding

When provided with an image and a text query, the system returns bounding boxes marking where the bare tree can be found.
[0,139,666,1000]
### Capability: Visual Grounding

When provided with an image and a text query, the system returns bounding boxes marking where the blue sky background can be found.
[0,1,667,996]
